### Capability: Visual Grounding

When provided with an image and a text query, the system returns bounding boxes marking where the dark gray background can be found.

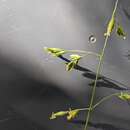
[0,0,130,129]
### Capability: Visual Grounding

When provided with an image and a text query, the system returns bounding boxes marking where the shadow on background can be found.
[59,55,129,91]
[0,54,129,129]
[69,120,128,130]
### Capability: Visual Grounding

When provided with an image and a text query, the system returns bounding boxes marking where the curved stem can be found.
[92,92,120,109]
[84,1,119,130]
[93,90,130,109]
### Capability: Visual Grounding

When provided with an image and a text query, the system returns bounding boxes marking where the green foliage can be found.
[67,108,79,121]
[104,15,115,37]
[44,47,66,57]
[66,54,81,71]
[50,109,79,121]
[70,54,81,61]
[66,61,76,71]
[116,24,126,39]
[118,92,130,101]
[50,111,68,120]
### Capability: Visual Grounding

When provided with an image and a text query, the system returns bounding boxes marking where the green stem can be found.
[84,35,109,130]
[93,90,130,109]
[67,50,100,57]
[73,89,128,114]
[77,107,90,111]
[84,1,119,130]
[92,92,120,109]
[112,0,119,17]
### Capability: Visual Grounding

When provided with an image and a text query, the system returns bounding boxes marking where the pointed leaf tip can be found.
[43,47,66,57]
[50,111,68,120]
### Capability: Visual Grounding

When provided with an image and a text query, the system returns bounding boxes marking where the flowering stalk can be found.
[84,0,119,130]
[43,0,129,130]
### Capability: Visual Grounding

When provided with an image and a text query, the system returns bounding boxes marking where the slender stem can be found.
[92,92,120,109]
[84,1,119,130]
[112,0,119,17]
[71,92,119,113]
[84,35,109,130]
[77,107,90,111]
[92,90,130,109]
[67,50,100,57]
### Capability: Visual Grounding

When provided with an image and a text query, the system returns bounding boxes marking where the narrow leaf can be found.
[104,16,115,37]
[118,92,130,101]
[44,47,66,57]
[50,111,68,120]
[66,54,81,71]
[116,24,126,39]
[66,61,75,71]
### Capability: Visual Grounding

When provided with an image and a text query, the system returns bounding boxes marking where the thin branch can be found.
[84,0,119,130]
[67,50,100,58]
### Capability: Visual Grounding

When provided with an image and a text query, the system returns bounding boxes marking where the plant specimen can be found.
[43,0,129,130]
